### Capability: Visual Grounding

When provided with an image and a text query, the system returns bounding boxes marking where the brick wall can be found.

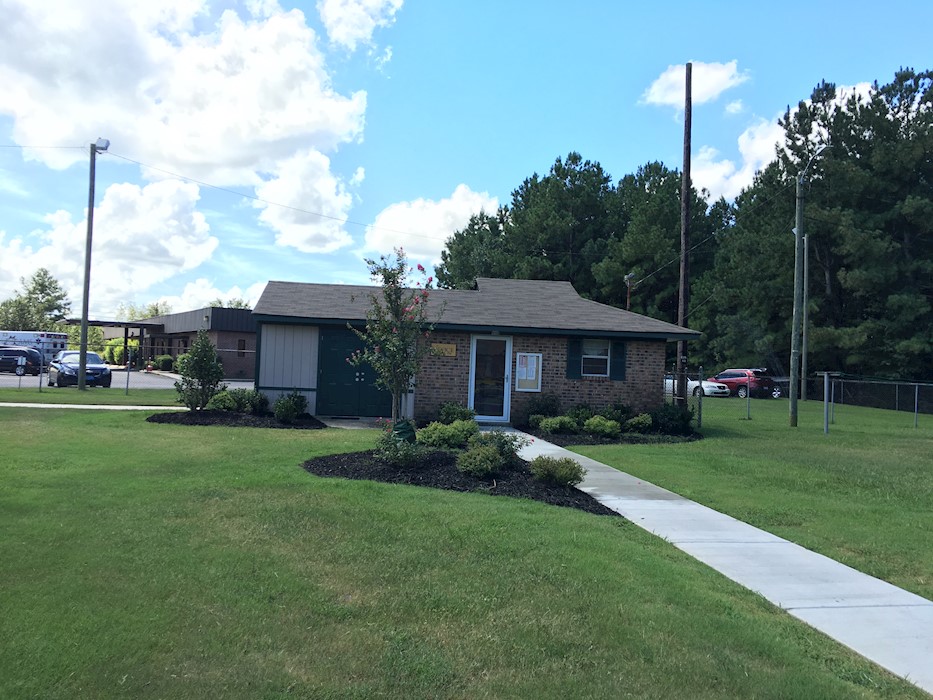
[212,330,256,379]
[413,331,666,423]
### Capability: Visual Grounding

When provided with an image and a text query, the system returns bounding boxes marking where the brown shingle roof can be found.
[254,278,699,340]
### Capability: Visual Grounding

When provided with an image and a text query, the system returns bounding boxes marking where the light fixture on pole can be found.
[789,144,826,426]
[624,272,636,310]
[78,137,110,391]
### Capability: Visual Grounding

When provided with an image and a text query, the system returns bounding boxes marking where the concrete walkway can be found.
[516,432,933,695]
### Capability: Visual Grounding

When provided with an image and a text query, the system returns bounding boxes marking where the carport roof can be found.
[254,278,699,341]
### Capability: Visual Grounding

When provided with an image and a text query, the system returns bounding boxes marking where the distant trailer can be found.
[0,330,69,364]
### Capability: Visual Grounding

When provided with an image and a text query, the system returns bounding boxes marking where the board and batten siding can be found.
[257,324,319,411]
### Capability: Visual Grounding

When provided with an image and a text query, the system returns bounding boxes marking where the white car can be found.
[664,375,730,398]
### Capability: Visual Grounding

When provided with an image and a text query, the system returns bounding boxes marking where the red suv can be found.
[708,368,781,399]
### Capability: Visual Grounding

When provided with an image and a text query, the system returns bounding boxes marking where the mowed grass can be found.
[574,398,933,600]
[0,387,180,406]
[0,409,925,698]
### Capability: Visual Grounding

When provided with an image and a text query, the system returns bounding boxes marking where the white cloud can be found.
[692,119,784,200]
[364,184,498,268]
[641,60,749,108]
[254,150,355,253]
[155,278,267,313]
[317,0,403,51]
[725,100,744,115]
[0,179,217,317]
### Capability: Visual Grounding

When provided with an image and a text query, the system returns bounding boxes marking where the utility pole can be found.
[789,175,805,426]
[676,62,692,405]
[802,233,809,401]
[789,145,826,425]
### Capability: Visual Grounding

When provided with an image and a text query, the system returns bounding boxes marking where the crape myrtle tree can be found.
[350,249,443,424]
[174,329,225,410]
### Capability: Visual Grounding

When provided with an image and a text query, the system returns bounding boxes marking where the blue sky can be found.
[1,0,930,318]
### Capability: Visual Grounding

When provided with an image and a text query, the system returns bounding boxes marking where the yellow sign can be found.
[432,343,457,357]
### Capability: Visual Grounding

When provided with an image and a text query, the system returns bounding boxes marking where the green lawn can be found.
[0,408,924,698]
[0,387,179,406]
[574,398,933,600]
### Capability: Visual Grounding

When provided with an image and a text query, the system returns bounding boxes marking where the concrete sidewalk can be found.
[516,432,933,695]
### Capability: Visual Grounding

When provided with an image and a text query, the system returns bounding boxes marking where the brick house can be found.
[137,307,256,379]
[252,278,699,424]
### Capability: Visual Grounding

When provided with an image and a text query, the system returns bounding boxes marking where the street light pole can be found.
[78,138,109,391]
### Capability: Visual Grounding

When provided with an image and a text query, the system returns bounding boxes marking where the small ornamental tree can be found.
[349,248,444,424]
[174,329,225,410]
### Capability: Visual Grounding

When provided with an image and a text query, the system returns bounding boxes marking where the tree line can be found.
[435,68,933,380]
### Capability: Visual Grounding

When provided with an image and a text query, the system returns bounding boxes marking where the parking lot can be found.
[0,369,253,392]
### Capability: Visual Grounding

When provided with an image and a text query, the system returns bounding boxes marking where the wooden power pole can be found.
[676,62,692,404]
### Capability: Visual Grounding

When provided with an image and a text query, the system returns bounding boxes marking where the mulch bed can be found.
[302,449,621,518]
[146,410,327,430]
[145,410,621,517]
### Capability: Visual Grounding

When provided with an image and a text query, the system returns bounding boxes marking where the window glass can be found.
[582,339,610,377]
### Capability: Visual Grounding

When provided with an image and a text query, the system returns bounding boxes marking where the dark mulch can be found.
[146,410,621,518]
[303,449,622,518]
[146,410,326,430]
[522,430,702,448]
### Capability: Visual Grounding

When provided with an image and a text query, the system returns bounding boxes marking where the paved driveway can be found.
[0,370,253,391]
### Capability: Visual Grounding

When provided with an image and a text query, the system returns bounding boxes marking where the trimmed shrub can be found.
[226,388,269,414]
[416,419,479,449]
[650,403,694,436]
[375,429,427,467]
[538,415,579,435]
[274,391,307,424]
[524,393,561,418]
[624,413,653,433]
[467,430,529,465]
[155,354,174,371]
[456,445,502,478]
[528,414,545,430]
[206,391,237,411]
[438,402,476,425]
[529,456,586,487]
[566,404,594,427]
[599,401,634,425]
[583,415,621,439]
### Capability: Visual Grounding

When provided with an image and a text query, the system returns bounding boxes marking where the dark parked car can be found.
[48,350,112,388]
[0,346,43,376]
[708,368,781,399]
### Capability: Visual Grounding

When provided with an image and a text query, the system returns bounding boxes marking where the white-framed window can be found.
[515,352,542,392]
[581,339,610,377]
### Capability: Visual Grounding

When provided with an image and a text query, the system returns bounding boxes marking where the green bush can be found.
[438,402,476,424]
[206,391,237,411]
[528,414,545,430]
[524,393,561,418]
[538,415,579,434]
[583,415,621,438]
[650,403,694,436]
[416,419,479,449]
[529,456,586,486]
[227,388,269,414]
[274,391,307,424]
[625,413,653,433]
[456,445,502,478]
[566,404,594,426]
[375,429,428,467]
[599,401,634,425]
[155,354,174,371]
[467,430,529,465]
[174,331,226,410]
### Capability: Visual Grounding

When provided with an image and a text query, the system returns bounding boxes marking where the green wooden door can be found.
[317,328,392,417]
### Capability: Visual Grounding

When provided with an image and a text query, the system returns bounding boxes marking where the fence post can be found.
[697,365,703,430]
[916,384,920,429]
[824,372,830,434]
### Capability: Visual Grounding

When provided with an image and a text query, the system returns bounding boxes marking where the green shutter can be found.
[567,339,582,379]
[610,341,626,380]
